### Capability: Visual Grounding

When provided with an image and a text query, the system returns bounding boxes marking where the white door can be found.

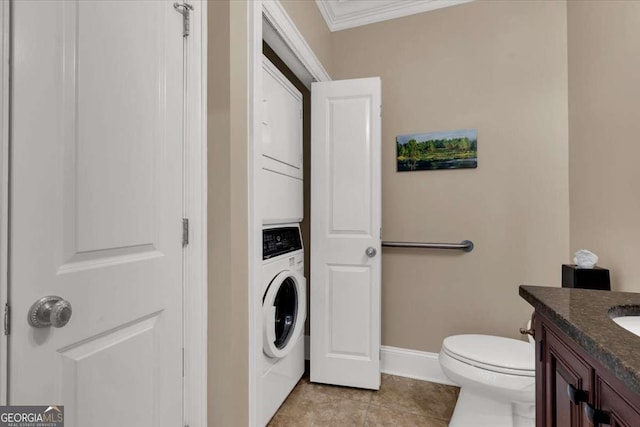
[310,77,382,390]
[10,2,184,426]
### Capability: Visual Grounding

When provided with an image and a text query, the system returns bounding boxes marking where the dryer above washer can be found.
[261,56,304,225]
[262,56,303,180]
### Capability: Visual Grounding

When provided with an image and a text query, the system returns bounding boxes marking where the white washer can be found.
[261,56,303,225]
[260,224,306,426]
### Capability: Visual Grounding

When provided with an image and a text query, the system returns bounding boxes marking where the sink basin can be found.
[612,316,640,337]
[610,304,640,337]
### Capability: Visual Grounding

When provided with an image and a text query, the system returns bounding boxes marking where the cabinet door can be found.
[544,326,593,427]
[595,376,640,427]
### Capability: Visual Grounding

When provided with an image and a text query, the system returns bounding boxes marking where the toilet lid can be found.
[442,334,535,376]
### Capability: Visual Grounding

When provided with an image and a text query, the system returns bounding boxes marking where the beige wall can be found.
[332,1,570,352]
[280,0,333,76]
[207,1,249,425]
[568,1,640,293]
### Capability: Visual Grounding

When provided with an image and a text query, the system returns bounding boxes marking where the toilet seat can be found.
[442,334,534,377]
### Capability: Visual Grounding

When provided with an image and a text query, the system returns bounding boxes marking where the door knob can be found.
[28,296,72,328]
[365,247,377,258]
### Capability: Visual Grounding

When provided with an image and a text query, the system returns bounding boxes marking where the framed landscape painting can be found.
[396,129,477,172]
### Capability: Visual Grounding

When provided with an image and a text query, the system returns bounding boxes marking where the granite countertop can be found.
[520,285,640,395]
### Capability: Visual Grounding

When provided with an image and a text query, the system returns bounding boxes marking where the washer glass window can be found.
[273,277,298,349]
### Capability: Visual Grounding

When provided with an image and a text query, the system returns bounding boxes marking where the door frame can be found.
[183,2,208,427]
[0,3,208,427]
[248,1,330,425]
[0,0,10,406]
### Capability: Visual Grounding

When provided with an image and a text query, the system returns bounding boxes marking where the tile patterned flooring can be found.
[268,373,460,426]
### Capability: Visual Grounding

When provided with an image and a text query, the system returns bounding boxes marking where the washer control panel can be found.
[263,226,303,260]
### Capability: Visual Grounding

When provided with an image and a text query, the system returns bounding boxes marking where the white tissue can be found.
[574,249,598,269]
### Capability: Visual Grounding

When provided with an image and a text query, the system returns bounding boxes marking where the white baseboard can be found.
[303,335,456,386]
[380,345,456,386]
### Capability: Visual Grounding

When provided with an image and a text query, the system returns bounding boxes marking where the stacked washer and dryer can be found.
[259,56,307,426]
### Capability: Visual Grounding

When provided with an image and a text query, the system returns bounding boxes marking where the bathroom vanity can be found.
[520,285,640,426]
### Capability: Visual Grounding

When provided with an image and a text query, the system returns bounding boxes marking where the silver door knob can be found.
[365,247,377,258]
[28,296,72,328]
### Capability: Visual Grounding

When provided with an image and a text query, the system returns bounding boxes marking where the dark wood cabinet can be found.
[543,326,592,426]
[535,313,640,427]
[595,376,640,427]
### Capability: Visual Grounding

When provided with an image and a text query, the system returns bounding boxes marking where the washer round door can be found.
[263,270,306,358]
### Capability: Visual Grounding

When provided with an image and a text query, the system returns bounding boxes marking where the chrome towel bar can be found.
[381,240,474,252]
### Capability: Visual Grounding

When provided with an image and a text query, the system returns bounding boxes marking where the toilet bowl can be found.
[439,326,535,427]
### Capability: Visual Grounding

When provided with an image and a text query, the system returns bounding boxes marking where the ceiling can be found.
[315,0,474,32]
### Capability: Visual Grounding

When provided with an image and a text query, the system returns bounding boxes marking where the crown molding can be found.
[315,0,474,32]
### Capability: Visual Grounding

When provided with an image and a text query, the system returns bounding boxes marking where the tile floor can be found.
[268,372,460,426]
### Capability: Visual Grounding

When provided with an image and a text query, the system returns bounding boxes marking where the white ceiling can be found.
[315,0,474,32]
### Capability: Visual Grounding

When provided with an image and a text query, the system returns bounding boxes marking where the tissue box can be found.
[562,264,610,290]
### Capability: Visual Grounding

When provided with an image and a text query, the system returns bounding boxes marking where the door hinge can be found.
[182,218,189,247]
[538,339,544,362]
[173,2,194,38]
[4,303,9,336]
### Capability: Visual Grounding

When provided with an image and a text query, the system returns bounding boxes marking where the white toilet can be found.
[439,323,535,427]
